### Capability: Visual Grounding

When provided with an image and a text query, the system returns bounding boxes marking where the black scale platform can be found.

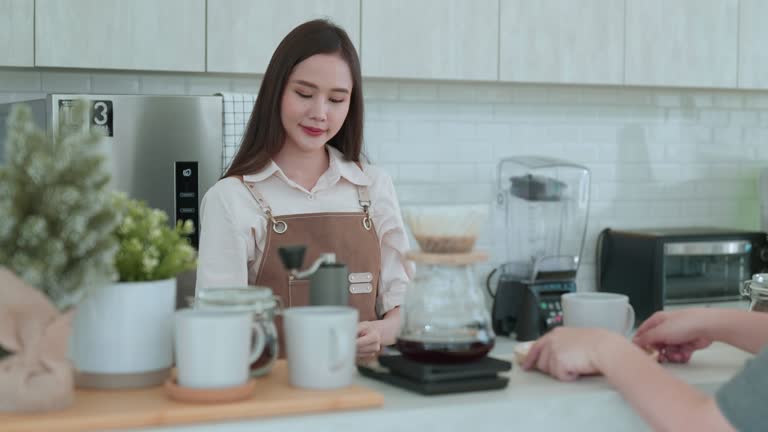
[357,354,512,395]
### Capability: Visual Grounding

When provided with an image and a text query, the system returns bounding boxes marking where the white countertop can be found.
[125,333,753,432]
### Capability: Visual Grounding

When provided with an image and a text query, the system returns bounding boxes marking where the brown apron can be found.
[240,178,381,358]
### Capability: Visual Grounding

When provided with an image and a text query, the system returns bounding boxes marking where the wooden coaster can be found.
[513,341,534,364]
[164,376,256,404]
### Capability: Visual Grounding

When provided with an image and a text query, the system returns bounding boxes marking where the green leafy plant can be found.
[0,102,118,309]
[112,192,196,282]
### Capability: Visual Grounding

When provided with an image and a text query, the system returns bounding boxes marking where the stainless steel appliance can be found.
[597,227,768,322]
[488,157,591,341]
[0,94,224,304]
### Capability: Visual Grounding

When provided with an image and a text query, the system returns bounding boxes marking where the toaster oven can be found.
[597,227,768,322]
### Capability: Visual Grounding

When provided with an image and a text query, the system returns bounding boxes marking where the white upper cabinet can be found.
[738,0,768,89]
[35,0,205,71]
[499,0,624,85]
[625,0,738,88]
[207,0,360,74]
[361,0,498,80]
[0,0,33,67]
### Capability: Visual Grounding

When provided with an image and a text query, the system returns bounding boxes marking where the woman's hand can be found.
[356,307,401,360]
[356,321,384,360]
[521,327,621,381]
[632,309,714,363]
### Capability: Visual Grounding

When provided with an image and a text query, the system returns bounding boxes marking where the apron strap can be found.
[238,176,288,234]
[354,162,373,231]
[357,185,373,231]
[237,176,373,233]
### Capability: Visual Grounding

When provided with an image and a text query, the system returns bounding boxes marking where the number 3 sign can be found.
[90,100,113,137]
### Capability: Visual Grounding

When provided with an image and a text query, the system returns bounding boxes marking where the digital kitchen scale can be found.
[357,355,511,396]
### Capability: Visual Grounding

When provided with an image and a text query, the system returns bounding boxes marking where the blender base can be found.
[492,279,576,341]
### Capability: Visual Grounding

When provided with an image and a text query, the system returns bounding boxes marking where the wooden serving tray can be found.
[1,361,384,432]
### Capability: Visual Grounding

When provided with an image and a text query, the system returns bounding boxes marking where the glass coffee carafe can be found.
[396,251,495,363]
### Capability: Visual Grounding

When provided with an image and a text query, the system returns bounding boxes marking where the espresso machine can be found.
[488,157,590,341]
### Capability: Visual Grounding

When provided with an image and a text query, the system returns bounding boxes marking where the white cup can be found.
[561,292,635,336]
[174,309,263,388]
[283,306,358,390]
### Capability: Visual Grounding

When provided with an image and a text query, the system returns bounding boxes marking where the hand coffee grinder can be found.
[278,245,348,306]
[488,157,590,341]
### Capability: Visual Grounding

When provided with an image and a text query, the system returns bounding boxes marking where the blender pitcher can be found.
[498,157,590,281]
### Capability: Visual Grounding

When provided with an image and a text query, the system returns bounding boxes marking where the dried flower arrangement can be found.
[0,101,118,310]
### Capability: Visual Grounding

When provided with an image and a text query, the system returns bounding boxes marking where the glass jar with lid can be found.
[189,286,281,376]
[741,273,768,313]
[396,251,495,363]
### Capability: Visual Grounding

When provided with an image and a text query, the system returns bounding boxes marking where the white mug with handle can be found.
[283,306,358,389]
[561,292,636,336]
[174,309,265,388]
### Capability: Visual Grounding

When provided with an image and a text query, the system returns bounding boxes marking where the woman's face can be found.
[280,53,353,154]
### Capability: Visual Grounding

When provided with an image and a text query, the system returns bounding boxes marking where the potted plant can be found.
[69,194,196,389]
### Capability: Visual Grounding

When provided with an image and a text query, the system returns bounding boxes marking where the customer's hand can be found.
[522,327,621,381]
[356,321,383,360]
[633,309,714,363]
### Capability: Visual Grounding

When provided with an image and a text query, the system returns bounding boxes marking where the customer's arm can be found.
[634,309,768,357]
[594,332,734,432]
[524,328,735,432]
[704,309,768,354]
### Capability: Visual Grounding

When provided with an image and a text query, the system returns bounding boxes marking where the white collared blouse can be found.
[196,146,412,316]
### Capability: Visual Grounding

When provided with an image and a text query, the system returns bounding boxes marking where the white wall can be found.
[1,68,767,291]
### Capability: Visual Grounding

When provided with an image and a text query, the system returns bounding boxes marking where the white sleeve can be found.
[195,185,251,292]
[369,170,414,316]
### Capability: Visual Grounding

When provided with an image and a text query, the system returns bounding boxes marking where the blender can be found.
[488,156,590,341]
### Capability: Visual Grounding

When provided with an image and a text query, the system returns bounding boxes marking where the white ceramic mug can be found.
[283,306,358,390]
[174,309,264,388]
[561,292,635,336]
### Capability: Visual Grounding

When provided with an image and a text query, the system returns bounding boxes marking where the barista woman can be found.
[196,20,412,359]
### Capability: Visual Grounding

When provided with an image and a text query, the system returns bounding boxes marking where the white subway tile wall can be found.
[91,73,140,94]
[1,69,767,292]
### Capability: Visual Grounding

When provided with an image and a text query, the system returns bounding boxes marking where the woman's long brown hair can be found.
[223,19,364,178]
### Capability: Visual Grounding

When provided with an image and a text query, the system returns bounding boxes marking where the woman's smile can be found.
[300,125,326,137]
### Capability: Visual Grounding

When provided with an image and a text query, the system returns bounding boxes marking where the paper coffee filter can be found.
[402,204,488,253]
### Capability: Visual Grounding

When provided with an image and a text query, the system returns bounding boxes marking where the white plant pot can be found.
[70,278,176,389]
